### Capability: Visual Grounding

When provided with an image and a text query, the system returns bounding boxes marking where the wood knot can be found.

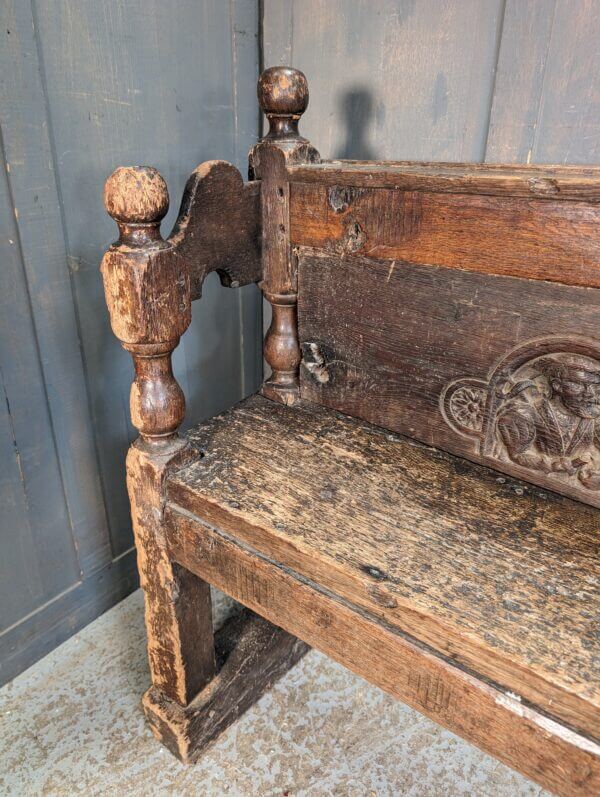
[361,564,387,581]
[301,342,330,383]
[328,185,362,213]
[528,177,559,196]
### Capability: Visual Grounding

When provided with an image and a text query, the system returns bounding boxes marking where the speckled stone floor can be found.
[0,589,547,797]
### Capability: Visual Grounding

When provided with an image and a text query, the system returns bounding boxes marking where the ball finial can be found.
[258,66,309,117]
[104,166,169,224]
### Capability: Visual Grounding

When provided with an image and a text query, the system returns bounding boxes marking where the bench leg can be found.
[143,609,308,763]
[127,439,308,763]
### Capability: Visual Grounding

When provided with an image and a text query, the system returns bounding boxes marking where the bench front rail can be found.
[100,67,600,795]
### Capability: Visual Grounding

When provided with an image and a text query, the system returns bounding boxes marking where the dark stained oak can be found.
[290,182,600,287]
[167,509,599,797]
[99,64,600,790]
[288,160,600,202]
[100,159,303,763]
[297,249,600,509]
[143,609,308,763]
[168,160,261,301]
[166,395,599,744]
[249,66,320,405]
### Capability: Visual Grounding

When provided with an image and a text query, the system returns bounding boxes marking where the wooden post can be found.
[250,66,320,405]
[100,163,308,763]
[101,167,216,706]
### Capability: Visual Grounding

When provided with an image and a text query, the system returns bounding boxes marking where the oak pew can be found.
[100,67,599,795]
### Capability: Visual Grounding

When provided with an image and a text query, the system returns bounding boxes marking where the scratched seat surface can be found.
[166,394,599,741]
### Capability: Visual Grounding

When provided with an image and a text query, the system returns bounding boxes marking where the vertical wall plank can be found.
[485,0,556,162]
[0,0,261,685]
[486,0,600,164]
[31,0,262,556]
[265,0,505,161]
[1,0,112,582]
[231,0,264,394]
[0,155,79,630]
[263,0,294,70]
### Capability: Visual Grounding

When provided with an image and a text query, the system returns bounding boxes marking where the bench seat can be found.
[164,394,599,789]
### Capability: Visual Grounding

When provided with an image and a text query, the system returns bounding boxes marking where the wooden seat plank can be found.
[166,394,599,742]
[166,504,599,797]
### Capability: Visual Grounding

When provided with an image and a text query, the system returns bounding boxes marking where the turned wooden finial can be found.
[250,67,319,405]
[258,66,309,141]
[101,166,191,443]
[104,166,169,246]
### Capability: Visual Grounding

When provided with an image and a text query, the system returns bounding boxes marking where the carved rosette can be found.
[441,379,489,437]
[440,338,600,494]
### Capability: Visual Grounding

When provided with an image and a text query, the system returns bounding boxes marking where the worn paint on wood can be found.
[264,0,599,165]
[0,0,261,685]
[487,0,600,164]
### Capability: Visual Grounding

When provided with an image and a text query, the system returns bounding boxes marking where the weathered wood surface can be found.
[143,608,308,763]
[296,250,600,508]
[290,183,600,287]
[128,441,216,706]
[289,161,600,201]
[102,167,216,708]
[0,0,262,684]
[166,395,599,742]
[249,66,320,405]
[263,0,506,163]
[167,501,599,796]
[486,0,600,164]
[168,161,261,301]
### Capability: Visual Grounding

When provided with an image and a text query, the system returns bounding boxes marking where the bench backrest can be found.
[287,161,600,508]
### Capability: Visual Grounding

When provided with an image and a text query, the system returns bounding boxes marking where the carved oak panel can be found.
[298,251,600,507]
[442,339,600,498]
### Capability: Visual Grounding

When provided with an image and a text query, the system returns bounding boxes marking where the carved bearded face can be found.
[547,365,600,419]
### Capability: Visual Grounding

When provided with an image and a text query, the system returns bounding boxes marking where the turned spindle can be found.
[101,166,191,442]
[250,67,320,405]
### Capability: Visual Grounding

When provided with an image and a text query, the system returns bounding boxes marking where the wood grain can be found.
[128,440,216,706]
[166,395,599,741]
[168,161,261,301]
[268,0,506,162]
[249,67,320,404]
[290,183,600,286]
[166,503,600,796]
[143,609,308,763]
[296,250,600,507]
[288,161,600,201]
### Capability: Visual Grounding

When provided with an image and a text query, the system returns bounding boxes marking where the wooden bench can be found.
[100,67,599,795]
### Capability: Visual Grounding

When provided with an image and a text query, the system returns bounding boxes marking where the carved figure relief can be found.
[440,339,600,492]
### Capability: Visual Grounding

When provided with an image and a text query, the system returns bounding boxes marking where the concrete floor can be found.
[0,589,547,797]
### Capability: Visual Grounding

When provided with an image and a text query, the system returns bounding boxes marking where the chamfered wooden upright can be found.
[101,166,214,708]
[99,65,600,793]
[250,66,320,405]
[100,156,306,762]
